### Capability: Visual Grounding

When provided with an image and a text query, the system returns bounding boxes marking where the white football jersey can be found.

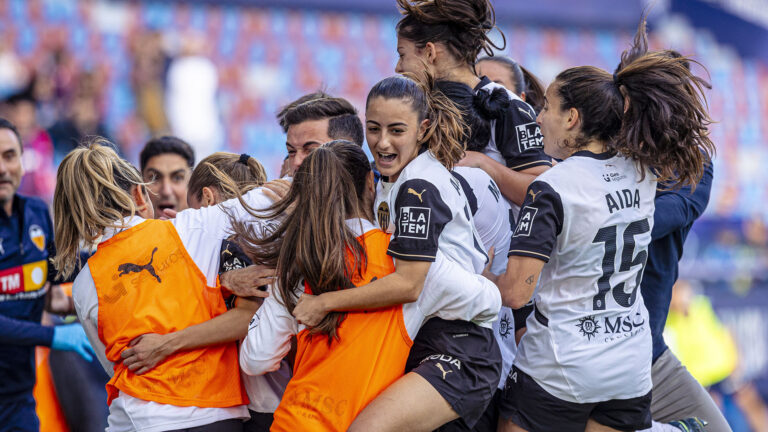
[388,151,488,275]
[453,166,517,389]
[509,151,655,403]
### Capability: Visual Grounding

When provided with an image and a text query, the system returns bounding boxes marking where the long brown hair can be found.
[553,18,715,188]
[53,139,147,279]
[366,73,467,170]
[232,143,371,342]
[396,0,505,68]
[187,152,267,204]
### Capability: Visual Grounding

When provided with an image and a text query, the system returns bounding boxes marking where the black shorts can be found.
[472,388,502,432]
[499,366,652,432]
[406,318,502,430]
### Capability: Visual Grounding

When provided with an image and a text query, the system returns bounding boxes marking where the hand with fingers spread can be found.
[52,323,96,362]
[121,333,173,375]
[292,294,329,327]
[220,265,275,298]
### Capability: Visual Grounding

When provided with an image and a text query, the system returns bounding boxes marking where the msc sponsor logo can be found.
[398,206,430,239]
[515,122,543,152]
[576,312,647,342]
[602,312,646,342]
[576,316,600,340]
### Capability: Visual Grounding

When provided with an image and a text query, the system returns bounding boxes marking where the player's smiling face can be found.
[537,82,576,160]
[365,96,428,182]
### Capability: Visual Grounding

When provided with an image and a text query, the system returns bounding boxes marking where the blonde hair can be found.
[187,152,267,204]
[53,139,146,279]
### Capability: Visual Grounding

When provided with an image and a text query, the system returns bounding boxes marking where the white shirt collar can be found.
[101,215,147,243]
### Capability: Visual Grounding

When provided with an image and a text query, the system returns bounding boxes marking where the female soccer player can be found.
[476,56,546,114]
[292,74,502,431]
[54,141,277,432]
[118,151,284,431]
[392,0,551,206]
[492,23,715,432]
[239,140,500,431]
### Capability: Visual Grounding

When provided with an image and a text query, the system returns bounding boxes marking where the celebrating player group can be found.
[21,0,723,431]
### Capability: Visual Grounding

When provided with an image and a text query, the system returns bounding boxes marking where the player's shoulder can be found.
[395,152,452,192]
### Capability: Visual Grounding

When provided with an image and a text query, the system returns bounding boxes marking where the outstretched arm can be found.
[121,297,262,375]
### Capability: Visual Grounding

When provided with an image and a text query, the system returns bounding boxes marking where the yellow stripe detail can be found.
[508,249,550,260]
[387,250,436,260]
[508,159,553,171]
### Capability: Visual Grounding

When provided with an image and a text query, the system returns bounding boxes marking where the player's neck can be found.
[580,140,608,156]
[438,65,480,89]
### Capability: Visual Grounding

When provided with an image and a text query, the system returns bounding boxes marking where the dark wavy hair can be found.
[396,0,505,69]
[553,18,715,188]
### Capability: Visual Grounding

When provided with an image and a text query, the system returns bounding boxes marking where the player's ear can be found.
[424,42,438,65]
[201,186,218,207]
[565,107,580,131]
[132,185,154,219]
[418,119,430,143]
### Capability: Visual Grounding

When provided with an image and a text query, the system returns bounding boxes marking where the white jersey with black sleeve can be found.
[475,77,552,173]
[387,151,489,276]
[508,151,655,403]
[452,166,517,389]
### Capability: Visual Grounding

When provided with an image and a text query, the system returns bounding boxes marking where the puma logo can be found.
[407,188,427,203]
[117,247,162,283]
[435,363,453,380]
[528,189,541,202]
[517,107,534,121]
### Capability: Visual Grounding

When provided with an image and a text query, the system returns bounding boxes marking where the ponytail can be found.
[187,152,267,204]
[53,139,146,279]
[553,17,714,188]
[396,0,505,67]
[612,19,715,188]
[231,146,367,343]
[367,73,467,169]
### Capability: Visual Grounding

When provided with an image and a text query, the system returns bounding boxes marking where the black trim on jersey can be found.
[508,181,564,263]
[451,171,478,216]
[513,303,533,330]
[388,179,453,262]
[571,150,615,160]
[534,303,549,327]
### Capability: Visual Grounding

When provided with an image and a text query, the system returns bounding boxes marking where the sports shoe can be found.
[669,417,708,432]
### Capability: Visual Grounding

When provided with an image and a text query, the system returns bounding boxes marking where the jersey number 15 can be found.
[591,218,650,311]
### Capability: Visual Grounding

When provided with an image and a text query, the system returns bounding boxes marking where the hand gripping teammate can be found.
[236,140,499,431]
[54,141,280,432]
[490,20,716,432]
[292,74,503,431]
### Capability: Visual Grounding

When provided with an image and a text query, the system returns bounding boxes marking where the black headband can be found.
[239,153,250,165]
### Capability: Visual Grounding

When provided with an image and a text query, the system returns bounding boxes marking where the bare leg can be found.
[498,416,529,432]
[349,372,459,432]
